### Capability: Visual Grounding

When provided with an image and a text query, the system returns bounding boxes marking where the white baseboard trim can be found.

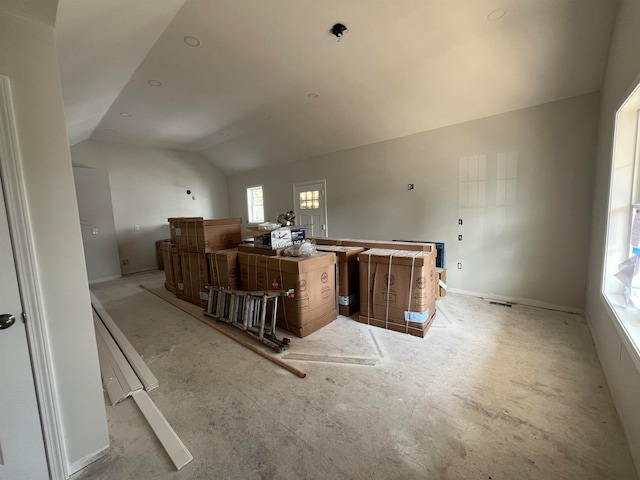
[447,288,583,314]
[67,445,110,476]
[89,274,122,285]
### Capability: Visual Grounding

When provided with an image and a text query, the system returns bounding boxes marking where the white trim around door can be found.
[0,75,67,479]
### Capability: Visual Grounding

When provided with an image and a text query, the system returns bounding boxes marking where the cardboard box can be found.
[237,244,287,256]
[175,217,242,253]
[207,248,239,290]
[172,249,184,295]
[310,237,435,252]
[278,308,338,337]
[168,217,202,245]
[238,251,337,336]
[315,245,365,317]
[290,227,306,245]
[436,267,447,300]
[254,227,292,249]
[156,239,170,270]
[178,251,210,307]
[159,242,176,293]
[359,249,437,328]
[358,304,436,338]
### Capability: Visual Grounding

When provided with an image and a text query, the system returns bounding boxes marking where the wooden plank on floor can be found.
[91,291,159,391]
[95,333,127,405]
[282,353,378,366]
[93,312,143,394]
[132,390,193,471]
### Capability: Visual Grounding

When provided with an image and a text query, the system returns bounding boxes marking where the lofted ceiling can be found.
[55,0,619,176]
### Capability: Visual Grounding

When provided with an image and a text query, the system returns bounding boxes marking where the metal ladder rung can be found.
[203,286,294,352]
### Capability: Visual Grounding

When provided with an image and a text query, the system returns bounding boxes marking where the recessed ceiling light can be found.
[307,93,319,99]
[119,112,132,117]
[184,35,201,47]
[487,8,506,21]
[106,129,118,134]
[148,79,162,87]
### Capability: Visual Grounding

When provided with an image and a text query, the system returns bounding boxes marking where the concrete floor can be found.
[74,270,637,480]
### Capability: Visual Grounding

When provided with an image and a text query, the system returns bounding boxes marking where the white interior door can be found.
[294,180,328,238]
[0,179,49,480]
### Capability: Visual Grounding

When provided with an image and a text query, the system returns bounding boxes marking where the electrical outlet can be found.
[134,224,140,231]
[91,227,99,235]
[121,259,129,266]
[458,218,463,225]
[458,234,463,241]
[407,183,414,191]
[457,262,462,269]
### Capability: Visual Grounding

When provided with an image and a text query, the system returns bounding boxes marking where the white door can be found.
[293,180,328,238]
[0,178,49,479]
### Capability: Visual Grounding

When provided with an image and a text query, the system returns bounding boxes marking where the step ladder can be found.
[204,286,294,352]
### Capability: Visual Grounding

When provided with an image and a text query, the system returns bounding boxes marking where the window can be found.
[603,80,640,365]
[247,185,264,223]
[299,190,320,209]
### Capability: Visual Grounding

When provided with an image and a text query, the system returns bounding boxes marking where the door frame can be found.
[0,76,67,478]
[292,179,329,237]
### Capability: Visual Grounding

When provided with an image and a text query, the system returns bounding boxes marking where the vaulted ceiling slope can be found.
[55,0,619,176]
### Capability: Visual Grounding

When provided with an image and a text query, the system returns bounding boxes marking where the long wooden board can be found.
[132,390,193,470]
[91,291,159,391]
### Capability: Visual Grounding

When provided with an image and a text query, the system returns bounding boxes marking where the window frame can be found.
[602,79,640,372]
[246,185,265,224]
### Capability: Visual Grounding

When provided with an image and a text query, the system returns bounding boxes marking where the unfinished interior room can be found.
[3,0,640,479]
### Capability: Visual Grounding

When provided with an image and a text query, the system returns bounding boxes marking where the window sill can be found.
[602,292,640,372]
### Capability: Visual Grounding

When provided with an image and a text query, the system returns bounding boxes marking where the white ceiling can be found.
[55,0,619,176]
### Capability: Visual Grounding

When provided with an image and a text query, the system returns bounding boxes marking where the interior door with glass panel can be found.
[293,180,327,238]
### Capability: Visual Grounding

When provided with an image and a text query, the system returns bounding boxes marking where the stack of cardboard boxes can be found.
[160,227,442,339]
[238,251,338,337]
[161,217,242,307]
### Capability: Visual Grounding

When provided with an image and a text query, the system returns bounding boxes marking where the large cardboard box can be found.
[310,237,435,253]
[168,217,202,245]
[238,251,337,336]
[358,249,437,336]
[178,251,210,307]
[159,242,176,293]
[238,244,287,256]
[156,239,170,270]
[172,249,184,296]
[175,217,242,253]
[208,248,239,290]
[358,306,436,338]
[315,245,364,316]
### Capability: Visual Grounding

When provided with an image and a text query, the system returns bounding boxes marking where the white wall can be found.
[586,0,640,472]
[71,140,230,274]
[228,92,599,311]
[73,166,121,283]
[0,10,109,475]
